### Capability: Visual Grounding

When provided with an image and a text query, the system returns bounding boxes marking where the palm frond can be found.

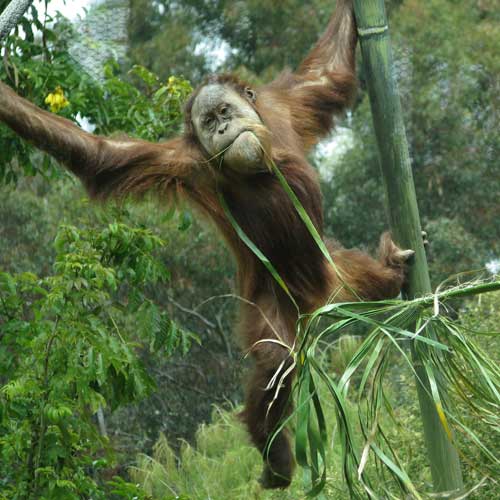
[219,147,500,497]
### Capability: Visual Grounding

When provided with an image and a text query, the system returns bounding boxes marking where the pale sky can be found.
[33,0,92,20]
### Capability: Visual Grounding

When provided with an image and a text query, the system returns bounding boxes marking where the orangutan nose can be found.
[218,122,229,135]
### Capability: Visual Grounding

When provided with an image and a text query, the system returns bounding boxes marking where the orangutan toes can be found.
[392,247,415,266]
[260,466,292,489]
[379,232,415,269]
[259,460,294,489]
[258,432,295,489]
[422,230,429,247]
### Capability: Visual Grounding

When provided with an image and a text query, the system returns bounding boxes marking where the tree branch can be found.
[0,0,34,41]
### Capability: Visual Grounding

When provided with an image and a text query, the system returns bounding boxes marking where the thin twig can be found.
[167,296,216,329]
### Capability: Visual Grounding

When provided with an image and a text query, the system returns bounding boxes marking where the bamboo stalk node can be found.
[357,25,388,37]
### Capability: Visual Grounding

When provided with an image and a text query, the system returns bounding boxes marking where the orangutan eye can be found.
[204,116,215,129]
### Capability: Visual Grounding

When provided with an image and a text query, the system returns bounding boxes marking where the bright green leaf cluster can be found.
[0,222,195,498]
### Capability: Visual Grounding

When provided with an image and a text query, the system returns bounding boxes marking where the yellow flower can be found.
[44,86,69,113]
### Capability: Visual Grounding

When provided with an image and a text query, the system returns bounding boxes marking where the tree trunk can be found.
[352,0,464,495]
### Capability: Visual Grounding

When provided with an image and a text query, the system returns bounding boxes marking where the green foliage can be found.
[129,0,210,82]
[424,218,482,284]
[394,0,499,255]
[131,291,500,499]
[0,222,195,498]
[129,0,335,81]
[130,407,348,500]
[0,186,56,274]
[127,0,415,82]
[186,0,333,77]
[456,292,500,498]
[289,283,500,497]
[0,175,240,459]
[322,0,500,283]
[0,13,191,184]
[97,64,192,140]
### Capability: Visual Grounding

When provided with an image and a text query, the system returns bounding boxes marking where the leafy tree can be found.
[129,0,334,81]
[0,6,214,495]
[181,0,332,77]
[321,0,500,284]
[129,0,210,82]
[0,222,195,498]
[0,179,242,454]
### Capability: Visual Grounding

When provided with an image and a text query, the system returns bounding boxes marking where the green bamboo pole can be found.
[352,0,464,495]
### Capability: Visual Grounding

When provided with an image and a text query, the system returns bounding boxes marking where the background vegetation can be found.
[0,0,498,498]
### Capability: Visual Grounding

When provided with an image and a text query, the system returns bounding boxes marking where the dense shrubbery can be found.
[0,176,241,455]
[0,221,197,498]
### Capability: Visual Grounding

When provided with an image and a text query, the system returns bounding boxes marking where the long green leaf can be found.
[217,189,298,311]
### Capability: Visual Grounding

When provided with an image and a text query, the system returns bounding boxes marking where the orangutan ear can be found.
[245,87,257,103]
